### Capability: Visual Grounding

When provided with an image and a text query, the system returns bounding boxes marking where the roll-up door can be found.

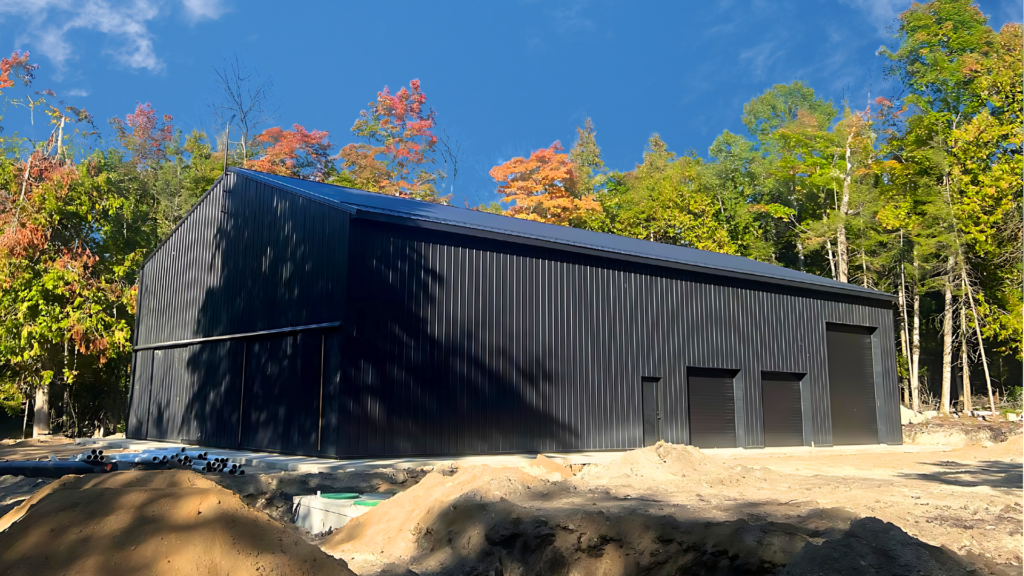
[826,324,879,445]
[687,368,738,448]
[761,371,804,447]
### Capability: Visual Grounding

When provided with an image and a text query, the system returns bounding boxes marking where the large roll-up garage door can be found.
[687,368,738,448]
[761,372,804,447]
[826,324,878,445]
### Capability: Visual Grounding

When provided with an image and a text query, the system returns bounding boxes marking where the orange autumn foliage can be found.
[249,124,333,182]
[489,141,601,226]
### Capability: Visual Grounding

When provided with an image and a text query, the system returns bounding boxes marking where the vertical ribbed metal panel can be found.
[133,173,348,348]
[342,219,900,456]
[128,172,350,443]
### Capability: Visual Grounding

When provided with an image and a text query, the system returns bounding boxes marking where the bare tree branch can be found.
[437,128,463,196]
[209,54,278,166]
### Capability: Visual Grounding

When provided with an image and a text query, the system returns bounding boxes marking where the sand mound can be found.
[520,454,574,480]
[572,441,734,490]
[323,465,550,561]
[0,470,355,576]
[980,434,1024,459]
[0,476,50,518]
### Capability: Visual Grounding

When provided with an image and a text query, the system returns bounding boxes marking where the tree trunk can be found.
[21,395,30,440]
[960,306,972,415]
[940,268,954,416]
[836,133,854,283]
[898,257,912,406]
[960,266,997,415]
[32,385,50,437]
[860,249,869,288]
[823,238,834,278]
[911,254,921,412]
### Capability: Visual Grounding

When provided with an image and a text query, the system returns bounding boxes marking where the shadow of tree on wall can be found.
[333,226,572,456]
[157,173,574,457]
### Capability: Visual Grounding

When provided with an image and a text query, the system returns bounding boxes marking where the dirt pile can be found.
[0,476,50,517]
[574,441,778,494]
[0,470,355,576]
[521,454,574,480]
[323,465,550,563]
[904,418,1022,447]
[323,456,978,576]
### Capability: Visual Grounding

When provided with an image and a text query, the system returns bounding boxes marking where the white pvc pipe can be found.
[111,455,161,464]
[115,452,171,460]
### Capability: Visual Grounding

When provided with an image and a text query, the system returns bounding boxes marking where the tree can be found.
[0,152,154,436]
[882,0,1018,414]
[595,135,737,253]
[736,81,839,275]
[0,49,38,136]
[209,54,277,167]
[489,141,600,226]
[337,79,447,203]
[569,116,609,196]
[109,102,174,171]
[151,129,223,237]
[249,124,334,182]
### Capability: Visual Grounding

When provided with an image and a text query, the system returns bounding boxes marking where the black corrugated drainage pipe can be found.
[0,461,118,477]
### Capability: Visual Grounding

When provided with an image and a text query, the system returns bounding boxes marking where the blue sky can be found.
[1,0,1021,206]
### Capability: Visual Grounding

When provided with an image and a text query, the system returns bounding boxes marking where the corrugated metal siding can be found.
[129,172,351,446]
[342,221,901,456]
[126,350,153,439]
[135,172,349,347]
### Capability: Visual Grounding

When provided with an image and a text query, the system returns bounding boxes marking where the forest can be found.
[0,0,1020,436]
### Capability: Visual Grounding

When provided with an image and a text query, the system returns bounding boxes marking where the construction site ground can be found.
[0,419,1020,576]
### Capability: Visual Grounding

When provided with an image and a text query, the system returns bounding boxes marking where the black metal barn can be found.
[126,168,902,457]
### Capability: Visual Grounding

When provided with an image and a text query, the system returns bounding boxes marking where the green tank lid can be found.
[320,493,360,500]
[354,500,381,507]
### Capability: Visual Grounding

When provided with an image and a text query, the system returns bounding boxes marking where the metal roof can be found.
[232,168,895,302]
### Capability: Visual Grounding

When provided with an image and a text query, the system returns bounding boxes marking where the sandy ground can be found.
[0,470,356,575]
[0,424,1019,575]
[322,435,1022,576]
[0,436,106,461]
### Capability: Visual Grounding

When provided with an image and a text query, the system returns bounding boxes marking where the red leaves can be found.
[340,79,444,199]
[0,50,37,90]
[110,102,174,169]
[249,124,333,182]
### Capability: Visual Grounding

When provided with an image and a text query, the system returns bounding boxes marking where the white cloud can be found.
[739,41,784,79]
[181,0,227,23]
[66,88,89,97]
[839,0,909,37]
[0,0,227,76]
